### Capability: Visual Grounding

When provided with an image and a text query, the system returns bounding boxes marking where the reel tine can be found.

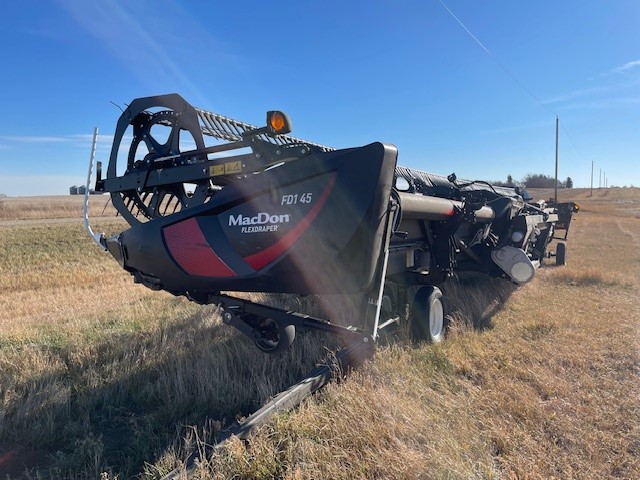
[101,196,112,216]
[162,194,174,215]
[124,194,140,217]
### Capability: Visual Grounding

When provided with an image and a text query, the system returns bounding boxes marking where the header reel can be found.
[98,94,328,225]
[110,98,207,224]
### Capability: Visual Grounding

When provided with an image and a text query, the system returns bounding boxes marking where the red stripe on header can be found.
[163,217,236,277]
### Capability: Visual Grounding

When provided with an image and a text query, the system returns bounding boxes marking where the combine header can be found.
[86,93,578,352]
